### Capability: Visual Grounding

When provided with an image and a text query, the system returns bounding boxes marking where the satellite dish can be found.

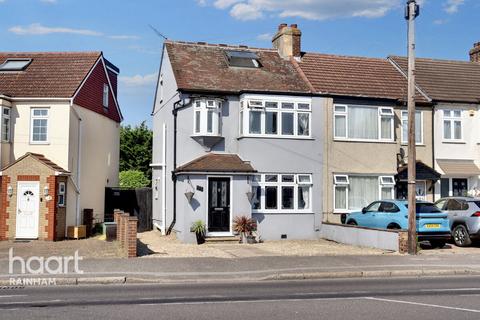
[399,148,406,160]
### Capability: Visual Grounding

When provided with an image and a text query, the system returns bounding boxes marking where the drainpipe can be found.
[70,99,83,226]
[431,103,436,201]
[166,97,191,235]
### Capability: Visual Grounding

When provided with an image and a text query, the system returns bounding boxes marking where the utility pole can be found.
[406,0,420,255]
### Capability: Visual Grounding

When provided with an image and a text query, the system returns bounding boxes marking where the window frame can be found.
[239,96,312,139]
[57,182,66,207]
[30,107,49,144]
[103,83,109,109]
[333,104,395,142]
[333,174,395,213]
[251,173,313,213]
[401,110,424,145]
[192,98,222,136]
[443,109,463,142]
[2,107,11,142]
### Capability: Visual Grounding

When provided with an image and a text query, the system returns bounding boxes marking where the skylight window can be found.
[225,50,261,68]
[0,59,32,71]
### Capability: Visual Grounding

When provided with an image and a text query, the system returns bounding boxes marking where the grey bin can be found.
[103,222,117,241]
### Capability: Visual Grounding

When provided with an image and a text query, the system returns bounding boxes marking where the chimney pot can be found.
[278,23,287,31]
[290,24,298,28]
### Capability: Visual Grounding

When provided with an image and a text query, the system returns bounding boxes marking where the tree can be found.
[119,170,150,188]
[120,122,153,183]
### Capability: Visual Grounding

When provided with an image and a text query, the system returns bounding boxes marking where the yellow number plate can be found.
[425,224,440,229]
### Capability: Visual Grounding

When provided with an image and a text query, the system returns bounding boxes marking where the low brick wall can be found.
[114,209,138,258]
[320,223,407,253]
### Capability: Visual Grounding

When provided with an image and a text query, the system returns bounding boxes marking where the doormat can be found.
[13,240,31,243]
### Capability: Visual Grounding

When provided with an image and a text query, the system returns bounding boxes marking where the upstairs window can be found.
[2,107,10,142]
[225,50,261,68]
[0,58,32,71]
[103,84,109,109]
[443,109,462,141]
[193,99,222,136]
[30,108,49,143]
[239,96,311,138]
[401,111,423,144]
[334,105,394,142]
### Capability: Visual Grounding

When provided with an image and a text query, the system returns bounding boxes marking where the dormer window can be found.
[225,50,261,68]
[193,99,222,136]
[0,58,32,71]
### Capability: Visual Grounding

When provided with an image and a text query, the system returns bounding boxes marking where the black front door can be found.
[208,178,230,232]
[452,178,468,196]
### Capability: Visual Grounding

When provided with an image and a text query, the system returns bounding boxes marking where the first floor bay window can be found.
[2,107,10,142]
[252,174,312,213]
[193,99,222,136]
[333,174,394,212]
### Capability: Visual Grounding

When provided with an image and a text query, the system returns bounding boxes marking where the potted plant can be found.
[233,216,257,244]
[190,220,206,245]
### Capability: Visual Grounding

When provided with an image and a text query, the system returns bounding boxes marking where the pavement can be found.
[2,276,480,319]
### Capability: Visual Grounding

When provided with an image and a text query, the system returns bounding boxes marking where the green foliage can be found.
[119,170,150,188]
[120,121,153,183]
[190,220,206,235]
[233,216,257,235]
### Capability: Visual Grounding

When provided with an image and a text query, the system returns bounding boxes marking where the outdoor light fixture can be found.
[43,186,49,197]
[246,191,254,202]
[7,185,13,197]
[184,191,195,203]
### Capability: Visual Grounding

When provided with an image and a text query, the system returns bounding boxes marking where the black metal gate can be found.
[104,187,152,232]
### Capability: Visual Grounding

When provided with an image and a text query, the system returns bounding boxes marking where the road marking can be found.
[0,299,62,305]
[0,295,27,299]
[420,288,480,292]
[365,297,480,313]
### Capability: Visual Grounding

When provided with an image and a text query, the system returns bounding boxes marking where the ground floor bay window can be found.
[333,175,395,212]
[251,174,312,213]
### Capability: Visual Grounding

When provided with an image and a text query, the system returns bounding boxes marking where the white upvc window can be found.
[443,109,462,141]
[103,83,109,109]
[57,182,66,207]
[251,174,313,213]
[2,107,11,142]
[193,99,222,136]
[30,108,49,144]
[333,104,394,142]
[239,96,312,138]
[333,174,395,212]
[401,111,423,144]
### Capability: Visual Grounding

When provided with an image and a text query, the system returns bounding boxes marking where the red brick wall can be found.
[74,59,121,123]
[45,176,57,241]
[0,176,10,240]
[18,175,40,181]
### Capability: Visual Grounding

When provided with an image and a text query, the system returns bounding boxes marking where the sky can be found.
[0,0,478,126]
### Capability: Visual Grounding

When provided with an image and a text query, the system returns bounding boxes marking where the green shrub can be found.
[119,170,150,188]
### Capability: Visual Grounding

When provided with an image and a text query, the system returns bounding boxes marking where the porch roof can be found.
[0,152,70,175]
[396,161,441,182]
[437,159,480,176]
[175,153,256,174]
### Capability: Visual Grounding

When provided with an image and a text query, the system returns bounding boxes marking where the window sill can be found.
[238,135,314,141]
[252,211,314,215]
[191,133,222,138]
[333,138,395,144]
[29,142,50,145]
[442,140,466,144]
[400,143,426,147]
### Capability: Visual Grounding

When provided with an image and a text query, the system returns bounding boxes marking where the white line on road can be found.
[0,295,27,299]
[365,297,480,313]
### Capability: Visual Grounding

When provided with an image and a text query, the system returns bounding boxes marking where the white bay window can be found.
[252,174,312,213]
[333,174,395,212]
[334,105,394,142]
[193,99,222,136]
[240,96,311,138]
[2,107,10,142]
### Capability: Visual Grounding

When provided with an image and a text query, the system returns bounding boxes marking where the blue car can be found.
[345,200,451,248]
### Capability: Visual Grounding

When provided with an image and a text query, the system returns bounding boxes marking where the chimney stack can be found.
[272,23,301,59]
[470,42,480,62]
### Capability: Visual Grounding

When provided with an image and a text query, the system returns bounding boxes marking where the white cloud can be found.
[256,33,272,41]
[40,0,57,4]
[109,35,140,40]
[200,0,403,21]
[444,0,465,14]
[9,23,102,36]
[119,73,158,87]
[433,19,448,25]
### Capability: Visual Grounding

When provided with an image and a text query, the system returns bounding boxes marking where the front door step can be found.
[204,236,240,243]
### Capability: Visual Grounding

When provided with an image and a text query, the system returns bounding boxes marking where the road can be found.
[2,276,480,319]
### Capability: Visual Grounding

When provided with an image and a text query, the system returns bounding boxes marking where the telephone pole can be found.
[406,0,419,255]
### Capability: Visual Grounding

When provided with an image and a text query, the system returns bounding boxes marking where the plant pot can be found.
[196,232,205,245]
[246,235,256,244]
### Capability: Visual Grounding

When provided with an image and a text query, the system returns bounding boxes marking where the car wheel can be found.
[429,240,446,249]
[453,225,472,247]
[387,224,401,230]
[347,220,357,226]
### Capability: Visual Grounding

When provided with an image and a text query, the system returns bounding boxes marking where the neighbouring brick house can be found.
[0,52,122,240]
